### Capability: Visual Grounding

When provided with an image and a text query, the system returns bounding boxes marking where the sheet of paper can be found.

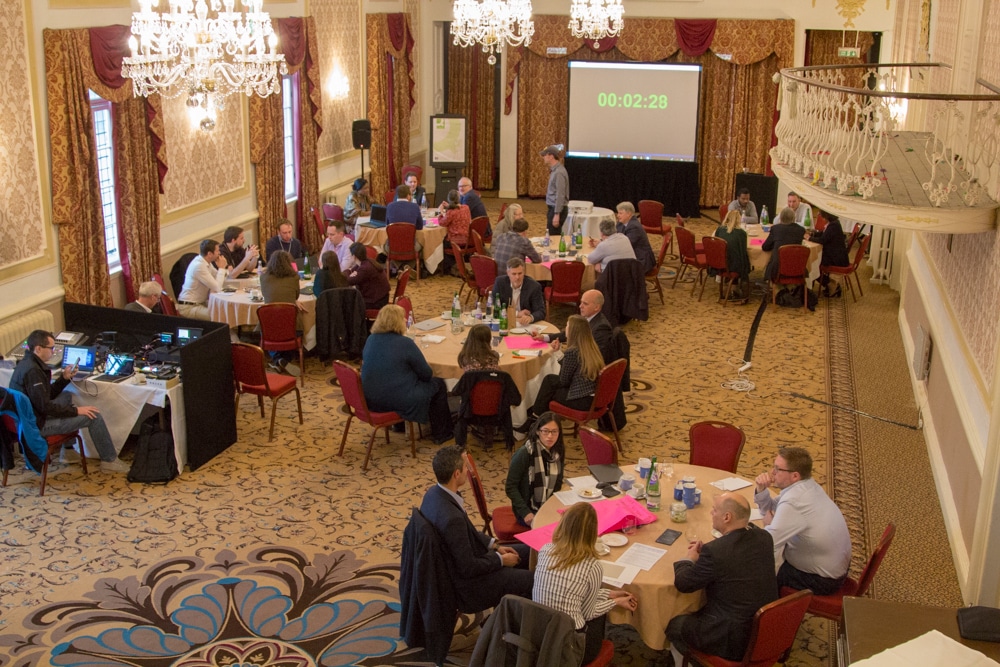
[710,477,753,492]
[419,335,445,344]
[512,349,543,357]
[515,521,558,551]
[615,543,668,571]
[750,508,765,521]
[568,475,599,488]
[850,629,1000,667]
[599,560,641,587]
[503,335,548,349]
[553,490,584,506]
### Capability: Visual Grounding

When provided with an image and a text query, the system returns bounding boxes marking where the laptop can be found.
[92,353,135,383]
[589,464,626,486]
[366,204,388,228]
[62,345,97,381]
[176,327,203,347]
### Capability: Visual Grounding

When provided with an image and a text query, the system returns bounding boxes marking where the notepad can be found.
[413,319,447,331]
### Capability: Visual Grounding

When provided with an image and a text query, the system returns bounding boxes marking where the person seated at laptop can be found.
[219,225,259,277]
[10,330,129,472]
[124,281,163,314]
[344,178,373,228]
[264,220,304,263]
[259,250,305,377]
[345,242,390,311]
[505,413,565,527]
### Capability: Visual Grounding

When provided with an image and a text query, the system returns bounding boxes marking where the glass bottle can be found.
[498,303,509,335]
[646,455,661,512]
[558,235,567,254]
[759,206,769,226]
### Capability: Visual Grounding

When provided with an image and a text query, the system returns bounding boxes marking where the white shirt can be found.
[755,478,851,579]
[178,255,226,305]
[587,233,636,270]
[320,237,357,271]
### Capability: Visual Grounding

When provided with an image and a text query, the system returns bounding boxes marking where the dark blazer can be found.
[619,216,657,274]
[596,259,648,326]
[672,525,778,660]
[419,484,533,612]
[761,222,806,280]
[124,301,163,315]
[386,199,424,229]
[461,189,488,221]
[491,276,546,324]
[452,369,522,451]
[810,219,850,267]
[314,287,368,360]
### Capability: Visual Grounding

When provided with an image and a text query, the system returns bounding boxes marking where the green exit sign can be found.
[838,47,861,58]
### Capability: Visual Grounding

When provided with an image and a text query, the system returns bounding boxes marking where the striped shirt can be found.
[533,543,615,630]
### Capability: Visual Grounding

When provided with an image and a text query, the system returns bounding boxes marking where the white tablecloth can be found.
[564,207,615,239]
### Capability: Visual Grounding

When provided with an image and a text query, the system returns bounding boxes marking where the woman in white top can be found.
[533,502,637,664]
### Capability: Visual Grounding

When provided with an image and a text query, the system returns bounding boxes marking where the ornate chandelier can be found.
[568,0,624,47]
[451,0,534,65]
[122,0,288,111]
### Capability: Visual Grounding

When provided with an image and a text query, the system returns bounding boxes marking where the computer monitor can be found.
[176,327,203,347]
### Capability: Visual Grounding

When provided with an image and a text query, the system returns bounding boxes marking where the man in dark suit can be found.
[531,289,613,360]
[492,258,546,326]
[666,493,778,664]
[615,202,656,274]
[419,446,533,613]
[124,281,163,314]
[386,184,424,230]
[761,206,806,281]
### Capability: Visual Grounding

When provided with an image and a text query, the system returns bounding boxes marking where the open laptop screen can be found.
[104,354,135,377]
[62,346,96,372]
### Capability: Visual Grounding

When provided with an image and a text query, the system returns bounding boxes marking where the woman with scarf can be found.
[505,412,565,526]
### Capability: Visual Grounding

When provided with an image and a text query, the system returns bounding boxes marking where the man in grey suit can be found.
[124,281,163,314]
[419,446,533,613]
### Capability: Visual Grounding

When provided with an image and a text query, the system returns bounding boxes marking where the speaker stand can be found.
[359,148,366,184]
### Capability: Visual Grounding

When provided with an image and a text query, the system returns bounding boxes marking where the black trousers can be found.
[532,374,593,416]
[546,205,569,235]
[580,614,607,664]
[427,377,454,442]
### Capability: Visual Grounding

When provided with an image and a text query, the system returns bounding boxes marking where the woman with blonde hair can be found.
[362,305,454,444]
[533,502,637,664]
[714,209,751,302]
[457,323,500,371]
[493,203,524,237]
[524,315,605,428]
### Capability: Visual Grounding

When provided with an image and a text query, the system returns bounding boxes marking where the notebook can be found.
[62,345,96,380]
[92,354,135,383]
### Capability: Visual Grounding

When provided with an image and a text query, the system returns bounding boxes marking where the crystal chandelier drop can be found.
[122,0,288,111]
[451,0,534,65]
[568,0,624,47]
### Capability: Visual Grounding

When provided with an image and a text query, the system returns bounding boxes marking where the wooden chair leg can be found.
[39,456,50,496]
[337,414,355,457]
[298,346,305,387]
[75,435,88,476]
[1,468,7,487]
[234,392,241,413]
[697,271,709,301]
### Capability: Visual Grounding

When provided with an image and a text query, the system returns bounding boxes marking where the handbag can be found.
[956,605,1000,642]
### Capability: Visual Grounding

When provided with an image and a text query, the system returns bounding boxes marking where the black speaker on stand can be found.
[352,119,372,183]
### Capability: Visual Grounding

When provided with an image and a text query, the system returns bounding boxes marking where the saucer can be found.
[510,328,527,334]
[602,533,628,547]
[577,487,602,499]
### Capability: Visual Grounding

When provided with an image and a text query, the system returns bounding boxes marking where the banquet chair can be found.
[688,421,746,473]
[545,260,586,319]
[780,523,896,623]
[311,206,325,240]
[385,223,421,284]
[323,202,345,222]
[158,291,179,316]
[676,214,703,252]
[701,236,741,305]
[464,450,527,541]
[470,229,487,256]
[400,164,422,182]
[451,243,478,304]
[470,595,614,667]
[383,189,395,205]
[814,213,829,232]
[550,359,627,455]
[580,427,618,466]
[470,216,491,245]
[1,411,87,497]
[151,273,166,290]
[771,245,812,311]
[395,296,413,324]
[231,342,303,442]
[333,360,415,471]
[453,369,520,451]
[638,199,665,236]
[645,229,673,305]
[257,303,305,387]
[496,202,509,225]
[469,254,498,302]
[718,204,729,222]
[392,266,411,302]
[820,233,872,303]
[680,590,813,667]
[673,226,708,294]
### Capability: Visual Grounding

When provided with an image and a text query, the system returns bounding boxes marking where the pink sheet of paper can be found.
[515,495,659,550]
[504,335,549,349]
[516,521,558,551]
[750,238,765,247]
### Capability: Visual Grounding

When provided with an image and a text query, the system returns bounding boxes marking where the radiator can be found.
[0,311,55,357]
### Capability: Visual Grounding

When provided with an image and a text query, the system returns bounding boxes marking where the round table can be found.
[353,221,449,274]
[413,318,562,424]
[564,207,615,240]
[524,238,598,292]
[745,225,822,282]
[532,462,760,650]
[207,281,318,350]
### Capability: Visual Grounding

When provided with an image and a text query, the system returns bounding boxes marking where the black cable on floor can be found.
[741,290,770,364]
[789,392,923,430]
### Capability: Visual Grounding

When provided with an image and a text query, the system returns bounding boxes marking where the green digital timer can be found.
[597,92,669,109]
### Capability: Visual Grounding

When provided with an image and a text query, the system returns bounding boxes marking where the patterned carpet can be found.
[0,200,960,666]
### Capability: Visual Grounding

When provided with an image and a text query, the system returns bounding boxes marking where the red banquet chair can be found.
[780,523,896,623]
[821,233,872,303]
[333,360,415,471]
[639,199,666,236]
[470,216,491,246]
[771,245,811,311]
[470,254,498,302]
[231,342,303,442]
[385,223,421,284]
[257,303,305,387]
[323,202,345,222]
[580,427,618,466]
[1,414,87,496]
[550,359,627,455]
[646,229,673,305]
[688,420,746,473]
[673,226,708,295]
[464,449,527,542]
[700,236,741,305]
[545,260,586,319]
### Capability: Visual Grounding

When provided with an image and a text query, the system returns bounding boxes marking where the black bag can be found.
[127,418,179,484]
[957,606,1000,642]
[775,285,818,311]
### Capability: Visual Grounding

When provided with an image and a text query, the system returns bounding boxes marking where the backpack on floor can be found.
[127,418,179,484]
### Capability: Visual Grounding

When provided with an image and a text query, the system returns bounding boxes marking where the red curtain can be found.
[675,19,717,56]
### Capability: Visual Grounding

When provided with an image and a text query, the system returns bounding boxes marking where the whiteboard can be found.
[430,115,466,167]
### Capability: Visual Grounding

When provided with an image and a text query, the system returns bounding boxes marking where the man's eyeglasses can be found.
[538,428,560,436]
[39,345,55,350]
[773,465,794,473]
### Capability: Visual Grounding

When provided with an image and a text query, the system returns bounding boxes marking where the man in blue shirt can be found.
[386,184,424,229]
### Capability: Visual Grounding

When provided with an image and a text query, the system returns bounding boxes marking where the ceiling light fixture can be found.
[568,0,624,47]
[451,0,534,65]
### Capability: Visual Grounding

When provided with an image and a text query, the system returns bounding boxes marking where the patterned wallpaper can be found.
[161,95,246,212]
[312,0,364,160]
[0,0,46,269]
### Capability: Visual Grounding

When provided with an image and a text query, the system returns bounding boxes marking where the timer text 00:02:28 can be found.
[597,92,669,109]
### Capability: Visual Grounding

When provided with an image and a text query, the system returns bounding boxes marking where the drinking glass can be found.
[622,517,638,536]
[685,526,698,543]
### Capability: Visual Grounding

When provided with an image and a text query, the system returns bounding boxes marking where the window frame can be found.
[282,72,301,204]
[89,92,121,271]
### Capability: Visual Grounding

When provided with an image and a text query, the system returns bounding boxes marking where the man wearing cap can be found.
[541,144,569,234]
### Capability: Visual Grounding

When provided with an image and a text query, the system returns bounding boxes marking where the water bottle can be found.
[256,259,263,274]
[302,254,311,277]
[474,300,483,321]
[576,230,583,247]
[803,206,812,229]
[451,292,461,320]
[558,235,566,254]
[543,230,550,247]
[759,206,769,226]
[569,233,576,251]
[646,456,661,512]
[485,291,494,319]
[420,193,428,209]
[406,312,414,332]
[498,303,509,336]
